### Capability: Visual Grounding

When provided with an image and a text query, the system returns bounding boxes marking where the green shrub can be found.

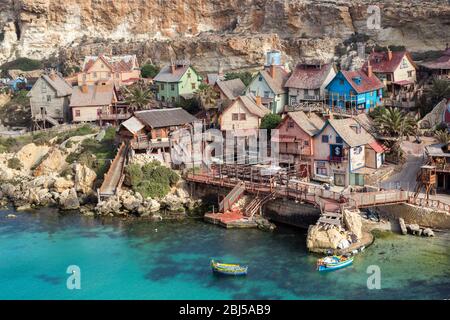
[65,140,73,149]
[7,157,22,170]
[260,113,282,130]
[125,162,179,199]
[60,166,73,177]
[224,71,253,86]
[0,58,43,71]
[141,64,160,78]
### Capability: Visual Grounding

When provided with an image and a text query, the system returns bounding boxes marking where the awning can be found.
[369,141,386,153]
[272,135,296,143]
[393,80,414,86]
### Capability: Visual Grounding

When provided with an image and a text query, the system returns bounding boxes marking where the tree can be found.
[141,64,160,79]
[435,130,450,144]
[123,85,155,110]
[429,79,450,104]
[224,72,253,86]
[195,83,219,111]
[260,113,282,130]
[373,107,417,138]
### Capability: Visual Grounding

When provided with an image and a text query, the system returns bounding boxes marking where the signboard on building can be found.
[350,146,365,171]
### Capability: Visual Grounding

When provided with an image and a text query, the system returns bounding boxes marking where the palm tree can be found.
[435,130,450,144]
[373,107,417,138]
[123,85,155,111]
[429,80,450,104]
[195,83,219,111]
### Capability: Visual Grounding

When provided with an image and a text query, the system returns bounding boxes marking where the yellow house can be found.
[77,55,141,86]
[220,95,270,133]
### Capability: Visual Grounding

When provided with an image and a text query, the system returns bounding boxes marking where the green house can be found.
[153,62,202,104]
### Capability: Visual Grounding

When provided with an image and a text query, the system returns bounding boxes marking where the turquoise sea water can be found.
[0,207,449,300]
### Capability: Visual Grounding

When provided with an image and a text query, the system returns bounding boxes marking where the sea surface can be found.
[0,207,449,300]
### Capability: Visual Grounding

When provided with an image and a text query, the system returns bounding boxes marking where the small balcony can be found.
[98,113,132,121]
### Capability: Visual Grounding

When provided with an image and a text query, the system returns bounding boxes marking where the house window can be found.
[339,79,344,85]
[336,136,343,144]
[101,64,104,68]
[304,140,309,146]
[259,75,263,81]
[97,109,102,116]
[171,84,175,91]
[400,58,408,69]
[160,84,165,90]
[93,72,97,78]
[288,121,295,128]
[407,70,413,77]
[171,97,176,103]
[191,83,196,90]
[41,83,47,93]
[187,72,191,78]
[314,89,320,96]
[47,95,51,102]
[263,91,270,98]
[316,167,327,176]
[240,113,246,121]
[115,72,120,78]
[107,72,111,78]
[386,74,392,81]
[82,74,86,82]
[75,110,81,117]
[321,135,329,143]
[232,113,239,121]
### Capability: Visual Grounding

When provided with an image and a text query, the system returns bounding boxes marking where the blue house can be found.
[326,66,384,112]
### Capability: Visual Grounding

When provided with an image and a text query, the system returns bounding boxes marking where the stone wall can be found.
[376,203,450,229]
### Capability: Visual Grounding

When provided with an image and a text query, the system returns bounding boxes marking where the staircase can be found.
[244,191,276,218]
[219,182,245,213]
[45,115,59,127]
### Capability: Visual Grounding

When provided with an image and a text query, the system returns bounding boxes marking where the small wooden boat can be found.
[211,260,248,276]
[317,255,354,272]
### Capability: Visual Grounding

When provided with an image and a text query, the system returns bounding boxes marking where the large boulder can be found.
[306,225,348,251]
[1,183,16,198]
[16,143,50,171]
[161,193,185,213]
[399,218,408,235]
[31,175,55,189]
[54,177,75,193]
[73,163,97,194]
[423,228,435,237]
[96,196,122,216]
[0,166,14,181]
[33,148,67,176]
[343,209,363,240]
[59,188,80,210]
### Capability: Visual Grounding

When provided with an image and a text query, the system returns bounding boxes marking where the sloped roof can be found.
[70,84,116,107]
[421,48,450,70]
[285,63,334,90]
[82,55,138,73]
[134,108,198,128]
[327,118,376,147]
[363,51,416,73]
[285,111,325,136]
[259,66,289,94]
[153,64,191,83]
[355,113,377,135]
[216,78,246,100]
[238,95,271,118]
[121,116,145,135]
[42,74,72,97]
[340,70,384,94]
[207,73,225,85]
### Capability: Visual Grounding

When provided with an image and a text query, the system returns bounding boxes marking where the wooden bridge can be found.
[185,164,450,217]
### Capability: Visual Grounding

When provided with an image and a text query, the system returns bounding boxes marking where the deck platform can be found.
[204,210,258,228]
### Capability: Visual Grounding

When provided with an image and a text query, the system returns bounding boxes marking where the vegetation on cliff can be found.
[125,161,179,199]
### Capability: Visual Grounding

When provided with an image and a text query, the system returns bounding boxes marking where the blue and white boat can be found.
[317,255,353,272]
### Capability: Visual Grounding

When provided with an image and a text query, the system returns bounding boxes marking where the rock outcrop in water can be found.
[1,0,449,71]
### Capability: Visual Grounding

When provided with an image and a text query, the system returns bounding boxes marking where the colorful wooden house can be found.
[153,61,202,104]
[285,62,336,105]
[77,55,141,86]
[326,66,384,112]
[312,117,385,187]
[275,111,325,175]
[246,62,289,114]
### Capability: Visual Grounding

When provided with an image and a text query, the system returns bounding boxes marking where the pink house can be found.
[275,111,325,176]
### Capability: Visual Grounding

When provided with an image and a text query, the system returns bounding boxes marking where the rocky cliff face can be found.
[1,0,449,72]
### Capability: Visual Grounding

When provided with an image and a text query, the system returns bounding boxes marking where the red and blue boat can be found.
[317,255,354,272]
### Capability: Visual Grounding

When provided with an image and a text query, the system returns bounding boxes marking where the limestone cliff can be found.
[0,0,449,72]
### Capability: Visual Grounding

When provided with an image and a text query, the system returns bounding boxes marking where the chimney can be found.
[81,83,88,93]
[367,60,373,78]
[269,58,276,78]
[323,111,333,121]
[218,60,223,77]
[255,94,262,107]
[49,69,57,81]
[387,47,392,61]
[170,59,176,74]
